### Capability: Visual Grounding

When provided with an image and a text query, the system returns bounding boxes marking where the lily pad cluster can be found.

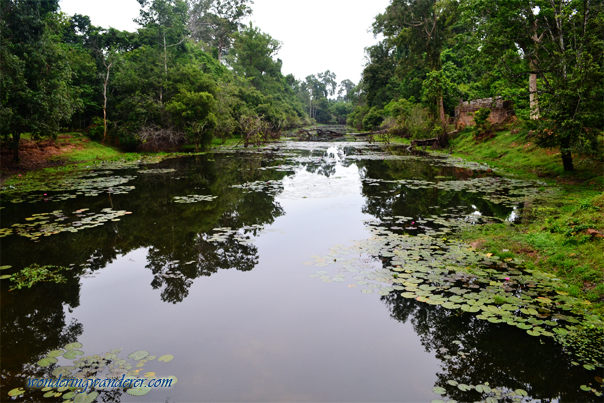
[304,224,603,361]
[173,194,218,203]
[208,225,285,245]
[430,342,532,403]
[5,208,132,241]
[431,382,529,403]
[5,173,137,204]
[258,164,297,172]
[137,168,176,174]
[363,176,556,208]
[363,209,507,238]
[8,342,176,401]
[231,179,284,197]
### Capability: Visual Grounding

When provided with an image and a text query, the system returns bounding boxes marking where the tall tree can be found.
[373,0,458,138]
[230,23,281,91]
[466,0,604,171]
[0,0,81,163]
[337,79,356,101]
[188,0,253,62]
[136,0,189,103]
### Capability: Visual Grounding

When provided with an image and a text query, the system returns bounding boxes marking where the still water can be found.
[0,142,600,402]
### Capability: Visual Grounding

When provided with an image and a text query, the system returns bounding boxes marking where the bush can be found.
[473,108,491,131]
[137,125,187,152]
[362,107,384,131]
[87,117,106,140]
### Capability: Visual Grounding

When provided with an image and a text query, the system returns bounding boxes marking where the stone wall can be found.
[454,97,515,129]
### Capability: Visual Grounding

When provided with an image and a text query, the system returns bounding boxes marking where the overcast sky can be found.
[59,0,391,84]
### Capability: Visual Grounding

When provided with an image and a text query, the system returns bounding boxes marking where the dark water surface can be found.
[1,143,599,402]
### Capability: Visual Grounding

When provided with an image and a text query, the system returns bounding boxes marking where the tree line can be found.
[0,0,346,161]
[1,0,602,170]
[349,0,603,171]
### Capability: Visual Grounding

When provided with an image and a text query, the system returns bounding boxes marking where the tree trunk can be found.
[12,133,21,163]
[529,71,540,120]
[561,151,574,172]
[560,134,574,171]
[437,96,448,147]
[103,62,113,143]
[439,95,446,127]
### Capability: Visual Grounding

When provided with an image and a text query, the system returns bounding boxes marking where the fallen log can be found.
[411,138,439,147]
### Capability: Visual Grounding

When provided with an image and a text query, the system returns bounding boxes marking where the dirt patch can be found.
[469,239,486,249]
[517,248,540,260]
[0,139,82,181]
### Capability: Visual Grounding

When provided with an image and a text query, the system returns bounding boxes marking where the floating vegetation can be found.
[7,264,68,290]
[304,220,603,368]
[4,173,137,204]
[8,343,176,401]
[428,341,602,402]
[363,176,556,208]
[173,194,218,203]
[4,208,132,241]
[231,179,284,197]
[137,168,176,174]
[258,164,297,172]
[208,225,285,245]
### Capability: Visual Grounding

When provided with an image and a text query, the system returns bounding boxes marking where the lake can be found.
[1,142,600,402]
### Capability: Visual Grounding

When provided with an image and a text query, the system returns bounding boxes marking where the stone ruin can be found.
[454,97,515,130]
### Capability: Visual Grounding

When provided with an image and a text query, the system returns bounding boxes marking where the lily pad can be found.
[63,350,84,360]
[37,357,58,367]
[8,388,25,397]
[75,391,99,403]
[126,386,152,396]
[432,386,447,395]
[361,289,374,294]
[158,354,174,363]
[64,342,83,351]
[128,350,150,361]
[47,349,65,358]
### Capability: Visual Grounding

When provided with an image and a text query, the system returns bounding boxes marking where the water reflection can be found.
[382,293,595,402]
[0,143,598,402]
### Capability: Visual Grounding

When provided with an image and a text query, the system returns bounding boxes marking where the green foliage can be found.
[166,90,217,149]
[1,4,82,162]
[347,106,369,130]
[9,264,67,290]
[462,0,604,171]
[362,107,384,131]
[556,325,604,367]
[1,0,308,155]
[473,108,491,128]
[88,116,107,140]
[188,0,253,61]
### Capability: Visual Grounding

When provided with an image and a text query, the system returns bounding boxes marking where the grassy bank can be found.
[445,125,604,315]
[0,133,272,191]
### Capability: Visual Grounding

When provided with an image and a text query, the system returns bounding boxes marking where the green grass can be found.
[63,138,124,162]
[449,126,604,186]
[443,123,604,316]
